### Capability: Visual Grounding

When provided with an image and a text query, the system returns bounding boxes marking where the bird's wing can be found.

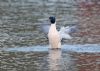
[40,21,50,35]
[40,22,78,40]
[59,26,78,39]
[64,26,78,34]
[40,24,50,35]
[59,26,72,40]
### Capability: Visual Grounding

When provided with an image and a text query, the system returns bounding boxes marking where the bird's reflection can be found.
[48,49,62,71]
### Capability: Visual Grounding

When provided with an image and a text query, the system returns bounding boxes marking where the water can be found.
[0,0,79,47]
[1,44,100,53]
[1,44,100,71]
[0,0,100,71]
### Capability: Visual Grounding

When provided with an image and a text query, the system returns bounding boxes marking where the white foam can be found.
[1,44,100,53]
[62,44,100,53]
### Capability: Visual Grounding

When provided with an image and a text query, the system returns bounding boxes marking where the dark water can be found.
[0,0,100,71]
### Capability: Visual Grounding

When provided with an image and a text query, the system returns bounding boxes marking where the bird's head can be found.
[49,16,56,24]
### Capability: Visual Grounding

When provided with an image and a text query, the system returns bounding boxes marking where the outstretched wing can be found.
[40,21,78,40]
[59,26,78,40]
[64,26,78,34]
[59,27,72,40]
[40,21,50,35]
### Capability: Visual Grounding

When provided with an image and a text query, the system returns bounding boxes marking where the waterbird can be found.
[40,16,78,49]
[48,16,61,49]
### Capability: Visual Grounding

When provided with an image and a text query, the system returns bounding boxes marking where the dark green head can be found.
[49,16,56,24]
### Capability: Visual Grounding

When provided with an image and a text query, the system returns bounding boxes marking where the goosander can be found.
[40,16,78,49]
[48,16,61,49]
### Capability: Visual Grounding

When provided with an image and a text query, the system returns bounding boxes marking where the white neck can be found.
[49,22,57,32]
[48,22,61,49]
[51,22,56,26]
[51,22,56,28]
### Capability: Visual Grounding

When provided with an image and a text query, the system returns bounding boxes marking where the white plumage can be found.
[48,23,61,49]
[59,26,72,40]
[41,16,77,49]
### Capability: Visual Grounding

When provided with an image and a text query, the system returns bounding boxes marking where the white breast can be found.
[48,24,61,49]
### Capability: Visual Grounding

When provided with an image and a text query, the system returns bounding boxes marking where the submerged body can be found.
[48,23,61,49]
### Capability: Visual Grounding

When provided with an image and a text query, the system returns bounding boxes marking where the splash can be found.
[1,44,100,53]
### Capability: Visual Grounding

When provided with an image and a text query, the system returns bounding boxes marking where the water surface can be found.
[1,44,100,71]
[0,0,100,71]
[0,0,79,47]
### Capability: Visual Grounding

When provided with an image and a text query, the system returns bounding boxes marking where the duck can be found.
[48,16,61,49]
[40,16,78,49]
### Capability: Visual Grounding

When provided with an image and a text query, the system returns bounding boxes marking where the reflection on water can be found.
[48,49,77,71]
[48,49,62,71]
[1,49,99,71]
[1,44,100,71]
